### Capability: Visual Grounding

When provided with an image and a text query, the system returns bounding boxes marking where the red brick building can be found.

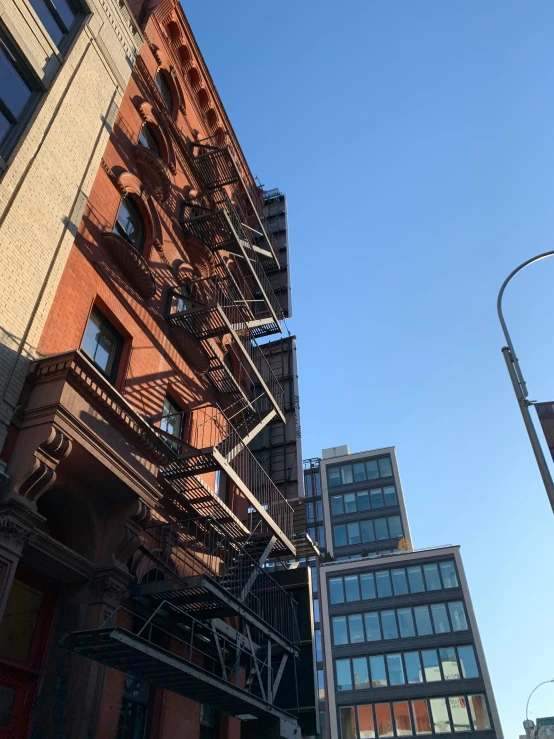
[0,1,316,736]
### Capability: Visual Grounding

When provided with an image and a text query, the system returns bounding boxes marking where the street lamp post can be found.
[497,251,554,514]
[523,679,554,739]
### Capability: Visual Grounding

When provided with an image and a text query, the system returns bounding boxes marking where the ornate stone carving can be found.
[170,324,210,375]
[132,146,171,202]
[0,515,36,553]
[15,426,73,503]
[115,500,153,565]
[89,571,130,606]
[102,232,157,300]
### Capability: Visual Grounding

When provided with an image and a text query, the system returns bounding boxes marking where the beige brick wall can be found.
[0,0,143,463]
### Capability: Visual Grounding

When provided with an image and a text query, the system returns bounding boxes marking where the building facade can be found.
[0,1,316,737]
[303,447,502,739]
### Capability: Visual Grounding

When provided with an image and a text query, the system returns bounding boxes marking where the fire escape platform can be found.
[60,627,297,722]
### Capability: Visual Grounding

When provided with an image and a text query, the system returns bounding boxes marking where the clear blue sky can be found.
[185,2,554,736]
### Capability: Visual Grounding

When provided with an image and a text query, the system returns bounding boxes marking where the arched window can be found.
[138,122,161,157]
[155,69,173,110]
[114,196,145,253]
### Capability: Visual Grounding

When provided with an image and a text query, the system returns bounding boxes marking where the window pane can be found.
[375,571,392,597]
[328,468,341,487]
[369,655,387,687]
[391,569,409,595]
[431,603,450,633]
[378,457,393,477]
[412,701,431,735]
[0,109,10,146]
[398,608,415,638]
[421,650,441,681]
[407,566,425,593]
[440,561,459,588]
[29,0,64,44]
[311,567,318,593]
[370,488,384,508]
[347,522,361,545]
[414,606,433,636]
[374,519,389,540]
[331,495,344,516]
[336,659,352,691]
[0,44,34,120]
[375,704,394,738]
[318,525,326,547]
[366,460,379,479]
[458,645,479,678]
[394,702,412,736]
[381,610,398,639]
[334,525,347,547]
[364,612,381,641]
[313,597,320,623]
[468,695,491,730]
[357,490,370,511]
[423,563,441,591]
[307,502,314,522]
[304,473,312,496]
[316,500,323,521]
[360,573,376,600]
[448,602,468,631]
[348,614,365,644]
[340,707,356,739]
[82,310,119,377]
[386,654,405,685]
[314,472,321,494]
[344,576,360,602]
[115,197,145,251]
[439,647,460,680]
[333,616,348,645]
[361,520,375,543]
[429,698,451,734]
[315,630,322,662]
[354,462,367,482]
[344,493,357,513]
[155,70,173,109]
[358,705,376,739]
[341,465,353,484]
[404,652,423,683]
[383,486,397,506]
[449,696,471,732]
[388,516,403,538]
[329,578,344,604]
[317,669,325,700]
[352,657,369,689]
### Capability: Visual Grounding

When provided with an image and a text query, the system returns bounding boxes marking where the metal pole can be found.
[526,679,554,722]
[497,251,554,514]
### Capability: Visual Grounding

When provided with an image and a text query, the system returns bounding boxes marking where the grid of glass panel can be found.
[331,487,398,516]
[328,457,393,488]
[339,694,491,738]
[333,516,403,547]
[81,309,121,380]
[328,561,459,604]
[335,644,479,691]
[304,468,325,552]
[332,601,468,645]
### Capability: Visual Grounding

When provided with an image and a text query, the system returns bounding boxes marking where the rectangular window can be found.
[360,573,376,600]
[332,616,348,645]
[314,472,321,494]
[329,578,344,604]
[394,702,412,736]
[375,704,394,738]
[383,485,398,506]
[374,518,389,540]
[357,490,370,511]
[347,522,361,545]
[353,462,367,482]
[381,610,398,639]
[449,696,471,732]
[457,645,479,678]
[375,571,392,598]
[388,516,403,538]
[316,500,323,521]
[440,561,459,588]
[340,706,356,739]
[344,493,357,513]
[341,465,353,485]
[344,576,360,602]
[423,564,441,591]
[378,457,393,477]
[391,569,409,595]
[311,567,318,594]
[331,495,344,516]
[412,700,431,735]
[317,669,325,700]
[334,525,347,547]
[328,468,341,487]
[160,394,183,452]
[407,566,425,593]
[386,654,405,685]
[336,659,352,691]
[439,647,460,680]
[318,525,326,547]
[352,657,370,689]
[431,603,450,634]
[398,608,415,638]
[313,597,320,623]
[307,502,314,522]
[358,705,376,739]
[315,630,322,662]
[468,695,491,730]
[429,698,451,734]
[366,459,379,479]
[82,309,122,381]
[364,612,381,641]
[348,614,365,644]
[304,474,312,497]
[413,606,433,636]
[361,519,375,543]
[421,649,441,682]
[404,652,423,684]
[448,602,468,631]
[370,488,384,509]
[29,0,79,47]
[369,655,387,687]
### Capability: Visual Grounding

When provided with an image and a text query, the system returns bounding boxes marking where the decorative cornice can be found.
[102,232,157,300]
[0,515,36,552]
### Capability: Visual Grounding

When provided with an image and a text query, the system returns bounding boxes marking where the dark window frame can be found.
[81,307,123,383]
[28,0,87,52]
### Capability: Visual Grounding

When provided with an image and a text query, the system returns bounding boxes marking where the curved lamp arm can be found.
[526,679,554,721]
